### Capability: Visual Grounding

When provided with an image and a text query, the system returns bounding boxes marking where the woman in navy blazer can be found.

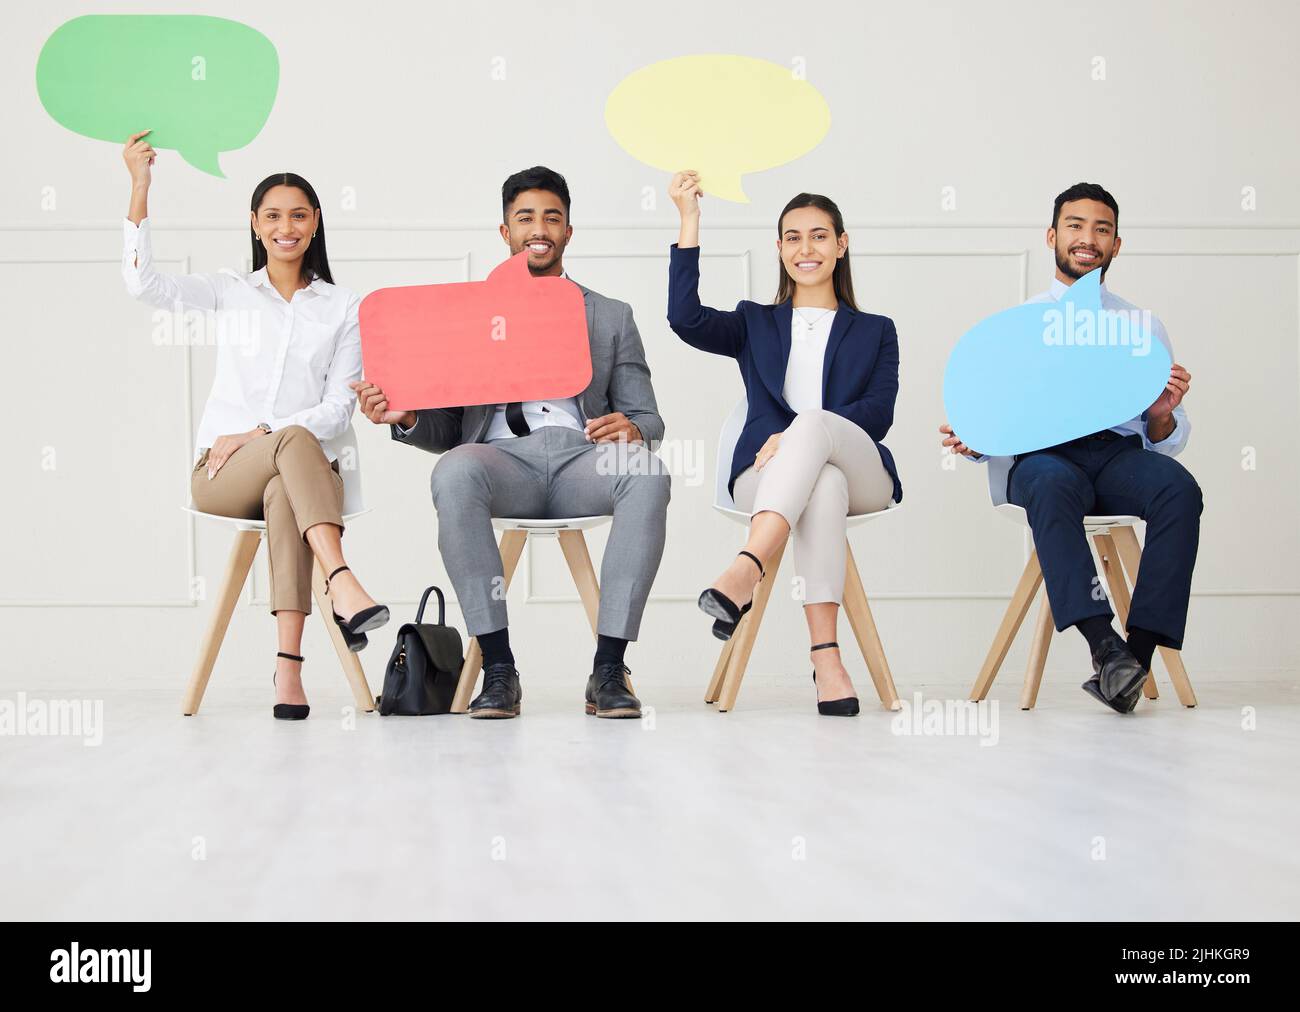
[666,171,902,716]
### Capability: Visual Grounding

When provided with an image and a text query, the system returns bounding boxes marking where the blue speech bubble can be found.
[943,269,1172,456]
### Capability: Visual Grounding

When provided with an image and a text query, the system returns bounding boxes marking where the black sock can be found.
[594,634,628,669]
[1126,628,1158,673]
[1076,615,1117,656]
[479,627,514,668]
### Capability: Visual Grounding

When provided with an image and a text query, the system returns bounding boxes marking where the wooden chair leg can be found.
[1092,533,1133,650]
[451,529,528,713]
[842,541,901,710]
[1110,525,1196,706]
[706,636,736,703]
[311,559,375,713]
[1097,530,1166,699]
[1093,532,1133,625]
[556,528,634,694]
[717,538,787,713]
[183,529,261,716]
[1020,589,1054,710]
[557,530,601,635]
[1156,646,1198,707]
[969,550,1043,701]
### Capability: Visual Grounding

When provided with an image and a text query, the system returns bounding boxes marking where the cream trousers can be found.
[732,409,893,605]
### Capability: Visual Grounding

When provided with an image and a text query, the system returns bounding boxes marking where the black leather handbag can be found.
[377,586,464,716]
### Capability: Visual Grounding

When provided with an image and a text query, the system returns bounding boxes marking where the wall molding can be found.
[5,243,1296,611]
[0,255,198,609]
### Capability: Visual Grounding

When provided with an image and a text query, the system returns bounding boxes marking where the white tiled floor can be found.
[3,676,1297,920]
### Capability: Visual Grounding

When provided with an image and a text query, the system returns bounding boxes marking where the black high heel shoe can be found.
[698,550,764,641]
[325,565,390,653]
[273,651,310,720]
[811,641,860,717]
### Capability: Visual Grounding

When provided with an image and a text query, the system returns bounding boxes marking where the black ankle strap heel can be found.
[811,641,859,717]
[323,565,389,652]
[698,551,766,642]
[273,652,310,721]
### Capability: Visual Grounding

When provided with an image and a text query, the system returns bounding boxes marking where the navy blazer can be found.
[667,243,902,503]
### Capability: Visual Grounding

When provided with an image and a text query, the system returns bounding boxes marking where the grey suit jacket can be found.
[391,279,664,454]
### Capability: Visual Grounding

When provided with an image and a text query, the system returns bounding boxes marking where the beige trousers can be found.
[732,409,894,605]
[190,425,344,614]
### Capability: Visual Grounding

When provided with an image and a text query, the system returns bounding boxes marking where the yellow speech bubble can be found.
[605,54,830,204]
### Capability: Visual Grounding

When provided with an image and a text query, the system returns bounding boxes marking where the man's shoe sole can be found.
[468,706,520,719]
[1081,678,1130,714]
[1106,665,1149,706]
[584,702,641,718]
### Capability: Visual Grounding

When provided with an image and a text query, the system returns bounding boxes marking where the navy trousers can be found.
[1007,432,1202,649]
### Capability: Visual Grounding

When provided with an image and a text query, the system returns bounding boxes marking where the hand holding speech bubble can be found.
[605,55,830,203]
[359,252,592,411]
[36,15,278,177]
[942,269,1173,457]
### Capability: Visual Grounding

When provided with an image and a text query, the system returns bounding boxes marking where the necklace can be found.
[793,307,835,334]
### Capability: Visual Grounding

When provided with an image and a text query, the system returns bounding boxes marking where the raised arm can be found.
[120,130,221,311]
[665,170,747,358]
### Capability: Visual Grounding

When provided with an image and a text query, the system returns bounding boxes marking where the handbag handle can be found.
[415,585,446,625]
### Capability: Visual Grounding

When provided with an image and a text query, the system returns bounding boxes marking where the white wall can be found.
[2,0,1297,698]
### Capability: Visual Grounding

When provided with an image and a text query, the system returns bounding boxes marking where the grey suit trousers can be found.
[430,426,671,640]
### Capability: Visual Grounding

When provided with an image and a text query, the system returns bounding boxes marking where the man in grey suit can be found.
[353,166,670,720]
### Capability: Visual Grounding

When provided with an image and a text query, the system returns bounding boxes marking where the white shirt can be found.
[783,306,836,414]
[483,398,584,440]
[122,218,362,463]
[970,277,1189,462]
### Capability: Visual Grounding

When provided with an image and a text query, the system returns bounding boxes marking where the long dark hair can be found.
[249,172,334,284]
[772,193,857,310]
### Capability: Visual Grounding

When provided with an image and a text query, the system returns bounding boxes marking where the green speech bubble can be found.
[36,15,278,177]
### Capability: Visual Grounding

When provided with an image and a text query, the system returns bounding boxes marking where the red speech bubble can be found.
[359,251,592,410]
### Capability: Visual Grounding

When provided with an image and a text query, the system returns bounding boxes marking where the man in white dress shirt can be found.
[941,183,1201,714]
[354,167,668,720]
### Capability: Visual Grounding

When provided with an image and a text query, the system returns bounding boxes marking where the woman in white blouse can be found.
[666,171,903,716]
[121,131,388,721]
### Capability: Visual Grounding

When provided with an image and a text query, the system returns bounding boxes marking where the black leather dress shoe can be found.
[468,662,522,719]
[585,662,642,718]
[1081,674,1143,714]
[1082,635,1146,714]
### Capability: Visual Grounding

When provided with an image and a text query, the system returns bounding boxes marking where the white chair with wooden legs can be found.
[968,457,1197,710]
[449,515,627,713]
[704,399,903,713]
[180,424,376,716]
